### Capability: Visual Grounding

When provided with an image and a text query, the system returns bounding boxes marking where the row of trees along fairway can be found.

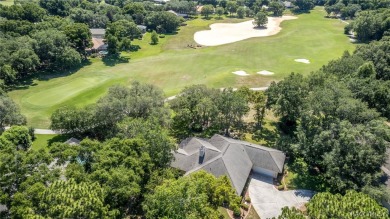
[0,1,183,87]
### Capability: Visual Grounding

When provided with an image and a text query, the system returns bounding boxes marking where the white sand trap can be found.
[232,70,250,76]
[257,70,274,75]
[194,16,297,46]
[294,59,310,64]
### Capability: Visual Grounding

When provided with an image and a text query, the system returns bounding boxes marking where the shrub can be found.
[241,203,249,211]
[344,23,353,34]
[159,34,165,38]
[232,204,241,217]
[151,30,159,45]
[28,127,36,141]
[245,197,251,203]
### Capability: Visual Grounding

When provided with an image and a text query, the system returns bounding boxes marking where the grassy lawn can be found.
[32,134,58,151]
[32,134,70,151]
[284,164,328,192]
[246,206,261,219]
[0,0,14,6]
[9,7,355,128]
[244,109,280,147]
[218,207,231,219]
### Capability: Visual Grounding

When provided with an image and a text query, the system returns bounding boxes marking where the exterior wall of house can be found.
[252,166,277,178]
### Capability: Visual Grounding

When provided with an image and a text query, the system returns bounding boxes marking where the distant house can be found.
[89,28,107,53]
[154,0,170,4]
[0,204,7,213]
[65,137,81,145]
[48,137,82,171]
[171,134,286,195]
[283,1,293,8]
[90,28,105,38]
[137,25,147,34]
[167,10,188,18]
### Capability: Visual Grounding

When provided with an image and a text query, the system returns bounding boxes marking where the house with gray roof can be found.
[64,137,81,145]
[171,134,286,195]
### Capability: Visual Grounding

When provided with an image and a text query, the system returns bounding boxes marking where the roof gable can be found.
[172,134,286,194]
[222,144,253,194]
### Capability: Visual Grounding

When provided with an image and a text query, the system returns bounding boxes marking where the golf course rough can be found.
[9,7,355,128]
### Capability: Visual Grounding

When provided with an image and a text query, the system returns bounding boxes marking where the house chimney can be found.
[199,146,205,157]
[198,146,205,164]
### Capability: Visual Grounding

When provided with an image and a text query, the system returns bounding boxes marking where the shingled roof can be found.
[171,134,286,194]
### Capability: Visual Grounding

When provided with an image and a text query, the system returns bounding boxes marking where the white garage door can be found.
[253,166,277,178]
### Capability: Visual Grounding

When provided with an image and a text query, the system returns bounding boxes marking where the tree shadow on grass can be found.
[102,55,130,67]
[291,10,311,15]
[287,162,328,192]
[165,31,179,36]
[9,60,92,91]
[251,121,280,147]
[47,134,74,147]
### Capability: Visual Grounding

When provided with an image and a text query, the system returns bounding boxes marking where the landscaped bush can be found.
[232,205,241,217]
[159,34,165,38]
[245,197,251,203]
[240,203,249,211]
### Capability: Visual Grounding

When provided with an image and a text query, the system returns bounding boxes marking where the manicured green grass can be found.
[32,134,70,151]
[284,164,328,192]
[0,0,14,6]
[218,207,231,219]
[9,7,355,128]
[32,134,57,151]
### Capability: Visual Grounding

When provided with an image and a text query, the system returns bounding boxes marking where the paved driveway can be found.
[248,174,314,219]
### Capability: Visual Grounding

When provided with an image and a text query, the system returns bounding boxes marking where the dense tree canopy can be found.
[0,127,52,216]
[145,11,181,33]
[64,23,93,59]
[269,0,285,16]
[143,170,241,219]
[350,10,390,42]
[0,3,46,22]
[32,29,82,70]
[23,179,119,218]
[51,81,168,139]
[293,0,315,12]
[0,94,26,130]
[277,191,388,218]
[201,4,214,18]
[268,68,390,195]
[170,85,249,138]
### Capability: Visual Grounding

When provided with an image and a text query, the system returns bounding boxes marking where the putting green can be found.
[0,0,14,6]
[9,7,356,128]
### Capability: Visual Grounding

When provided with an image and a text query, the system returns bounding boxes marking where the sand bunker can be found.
[194,16,297,46]
[232,70,250,76]
[294,59,310,64]
[257,70,274,75]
